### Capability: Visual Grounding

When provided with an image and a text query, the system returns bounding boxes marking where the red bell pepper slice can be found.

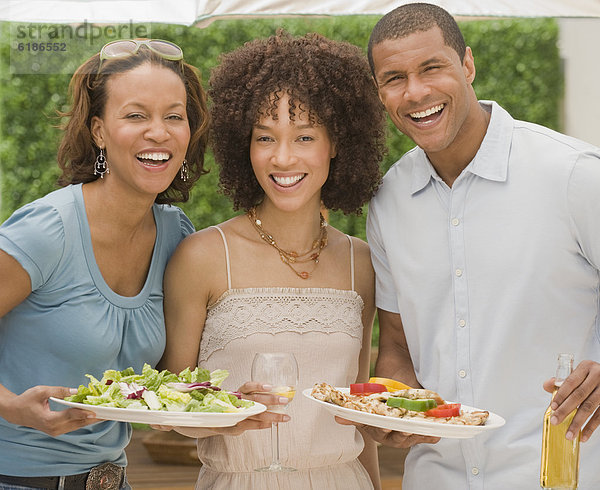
[350,383,388,395]
[424,403,461,418]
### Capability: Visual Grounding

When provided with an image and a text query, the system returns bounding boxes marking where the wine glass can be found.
[251,352,298,472]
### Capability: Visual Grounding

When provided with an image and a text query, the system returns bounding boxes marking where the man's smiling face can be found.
[372,26,476,158]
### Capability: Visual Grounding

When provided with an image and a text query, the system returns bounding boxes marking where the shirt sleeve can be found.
[567,150,600,270]
[177,208,195,237]
[366,199,401,313]
[0,201,65,290]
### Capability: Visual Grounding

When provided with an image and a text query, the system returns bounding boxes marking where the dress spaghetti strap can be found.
[210,226,232,290]
[346,234,355,292]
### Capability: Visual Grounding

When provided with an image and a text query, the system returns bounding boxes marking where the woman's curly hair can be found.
[208,30,387,214]
[57,46,209,204]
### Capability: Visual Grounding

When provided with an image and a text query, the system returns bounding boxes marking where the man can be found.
[363,3,600,488]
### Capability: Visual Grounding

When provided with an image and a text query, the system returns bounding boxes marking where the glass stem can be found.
[271,422,281,468]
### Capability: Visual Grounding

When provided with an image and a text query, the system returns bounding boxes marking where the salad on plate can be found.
[63,363,254,413]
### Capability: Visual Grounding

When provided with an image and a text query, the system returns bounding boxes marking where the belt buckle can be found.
[85,463,123,490]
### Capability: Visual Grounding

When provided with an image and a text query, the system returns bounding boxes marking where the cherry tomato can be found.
[424,403,461,418]
[350,383,387,395]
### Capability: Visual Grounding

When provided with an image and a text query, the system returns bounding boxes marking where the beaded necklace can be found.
[247,207,328,279]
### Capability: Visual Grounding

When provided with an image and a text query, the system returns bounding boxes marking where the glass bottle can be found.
[540,353,580,489]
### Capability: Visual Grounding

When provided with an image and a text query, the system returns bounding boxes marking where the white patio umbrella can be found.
[2,0,600,25]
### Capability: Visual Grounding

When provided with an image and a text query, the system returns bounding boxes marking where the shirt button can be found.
[458,319,466,328]
[451,218,460,226]
[459,370,467,378]
[472,467,479,475]
[455,269,463,277]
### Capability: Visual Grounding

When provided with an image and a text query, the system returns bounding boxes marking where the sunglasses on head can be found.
[98,39,183,72]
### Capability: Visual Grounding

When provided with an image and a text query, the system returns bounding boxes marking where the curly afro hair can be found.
[208,30,387,214]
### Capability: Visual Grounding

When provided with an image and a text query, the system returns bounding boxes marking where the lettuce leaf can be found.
[64,364,252,413]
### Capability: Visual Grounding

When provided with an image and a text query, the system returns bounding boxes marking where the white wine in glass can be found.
[251,352,299,472]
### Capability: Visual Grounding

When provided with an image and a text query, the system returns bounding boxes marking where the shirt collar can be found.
[410,101,514,194]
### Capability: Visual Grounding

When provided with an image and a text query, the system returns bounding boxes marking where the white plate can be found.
[303,388,505,439]
[50,397,267,427]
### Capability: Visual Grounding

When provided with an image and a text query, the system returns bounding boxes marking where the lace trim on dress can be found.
[200,287,364,363]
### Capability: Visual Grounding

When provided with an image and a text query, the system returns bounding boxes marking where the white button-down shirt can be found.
[367,101,600,489]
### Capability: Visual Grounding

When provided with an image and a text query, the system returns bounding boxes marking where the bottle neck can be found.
[554,353,574,386]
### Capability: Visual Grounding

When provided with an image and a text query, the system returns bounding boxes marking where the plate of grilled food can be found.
[304,382,505,439]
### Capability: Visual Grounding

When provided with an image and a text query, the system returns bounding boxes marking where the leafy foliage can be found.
[0,17,562,347]
[462,19,561,129]
[1,17,561,230]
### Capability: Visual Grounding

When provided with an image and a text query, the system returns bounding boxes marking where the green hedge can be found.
[1,17,561,232]
[0,17,562,349]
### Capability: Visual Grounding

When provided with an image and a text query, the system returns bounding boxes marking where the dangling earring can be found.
[180,159,188,182]
[94,148,109,178]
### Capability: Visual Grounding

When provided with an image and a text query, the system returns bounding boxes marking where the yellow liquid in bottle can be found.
[540,391,580,489]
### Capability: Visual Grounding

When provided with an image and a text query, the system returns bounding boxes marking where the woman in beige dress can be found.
[159,30,386,489]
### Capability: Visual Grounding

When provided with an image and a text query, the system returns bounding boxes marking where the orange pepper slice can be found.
[369,377,412,391]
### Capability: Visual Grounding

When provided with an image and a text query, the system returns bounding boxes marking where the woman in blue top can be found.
[0,39,208,488]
